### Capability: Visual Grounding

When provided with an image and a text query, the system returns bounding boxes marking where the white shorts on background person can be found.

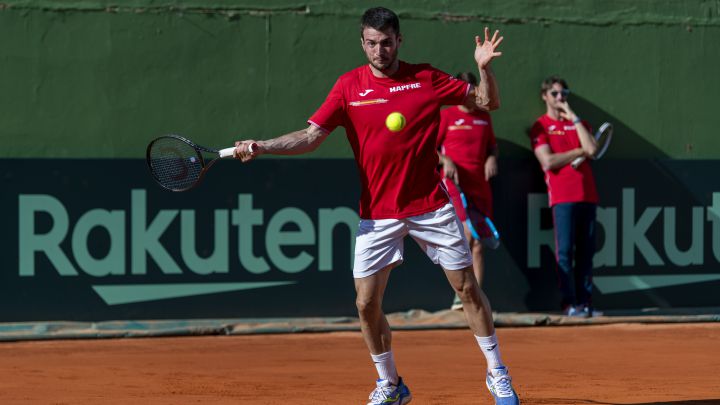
[353,203,473,278]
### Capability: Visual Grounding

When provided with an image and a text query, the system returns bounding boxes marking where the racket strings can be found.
[467,208,500,249]
[148,138,204,191]
[474,220,496,240]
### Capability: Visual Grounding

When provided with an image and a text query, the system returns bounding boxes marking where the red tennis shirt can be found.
[529,114,598,206]
[308,61,471,219]
[438,106,497,220]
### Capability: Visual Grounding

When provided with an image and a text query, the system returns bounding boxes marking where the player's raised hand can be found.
[474,27,503,68]
[557,100,578,122]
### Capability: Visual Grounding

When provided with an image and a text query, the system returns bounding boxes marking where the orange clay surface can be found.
[0,323,719,405]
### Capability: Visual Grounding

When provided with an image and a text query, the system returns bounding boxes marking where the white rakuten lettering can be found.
[526,188,720,269]
[18,190,359,277]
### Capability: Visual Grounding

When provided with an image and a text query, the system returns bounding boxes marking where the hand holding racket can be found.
[453,181,501,249]
[571,122,613,169]
[146,134,256,192]
[233,140,261,162]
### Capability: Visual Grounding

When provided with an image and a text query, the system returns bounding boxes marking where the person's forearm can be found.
[542,148,584,171]
[257,127,327,155]
[488,145,499,159]
[573,120,598,157]
[476,65,500,111]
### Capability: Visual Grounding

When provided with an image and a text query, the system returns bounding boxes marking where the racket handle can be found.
[571,156,584,169]
[218,143,258,158]
[219,147,236,158]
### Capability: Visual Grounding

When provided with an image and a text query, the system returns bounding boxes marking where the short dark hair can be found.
[541,75,569,95]
[456,72,478,86]
[360,7,400,37]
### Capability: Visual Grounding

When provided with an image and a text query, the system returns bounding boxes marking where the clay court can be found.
[1,322,718,404]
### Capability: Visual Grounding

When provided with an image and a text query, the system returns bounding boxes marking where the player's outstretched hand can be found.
[233,140,260,162]
[474,27,503,68]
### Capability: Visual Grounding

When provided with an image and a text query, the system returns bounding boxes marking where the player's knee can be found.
[456,285,474,302]
[454,272,479,300]
[355,294,382,315]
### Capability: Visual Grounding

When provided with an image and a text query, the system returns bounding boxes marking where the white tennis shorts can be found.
[353,203,473,278]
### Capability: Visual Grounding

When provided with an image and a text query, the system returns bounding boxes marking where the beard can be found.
[370,60,390,71]
[368,51,398,73]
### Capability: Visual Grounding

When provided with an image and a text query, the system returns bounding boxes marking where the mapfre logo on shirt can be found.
[389,83,421,93]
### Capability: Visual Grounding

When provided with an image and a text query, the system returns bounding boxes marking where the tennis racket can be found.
[454,181,501,249]
[146,134,254,192]
[571,122,613,169]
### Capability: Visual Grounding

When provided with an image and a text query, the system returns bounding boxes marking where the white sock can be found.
[475,333,505,371]
[370,351,399,385]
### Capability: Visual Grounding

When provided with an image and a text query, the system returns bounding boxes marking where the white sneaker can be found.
[564,305,592,318]
[450,294,463,311]
[486,367,520,405]
[366,377,412,405]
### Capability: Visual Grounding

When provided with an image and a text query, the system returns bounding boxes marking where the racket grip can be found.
[219,147,236,158]
[571,156,584,169]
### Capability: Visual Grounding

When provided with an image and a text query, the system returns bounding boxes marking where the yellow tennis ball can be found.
[385,112,406,132]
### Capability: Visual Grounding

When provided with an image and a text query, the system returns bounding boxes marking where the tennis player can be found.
[437,71,499,310]
[234,7,520,405]
[529,75,600,318]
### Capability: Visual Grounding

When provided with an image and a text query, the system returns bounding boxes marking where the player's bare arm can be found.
[467,27,503,111]
[438,152,460,184]
[233,124,329,162]
[557,100,598,157]
[534,144,585,172]
[484,145,499,180]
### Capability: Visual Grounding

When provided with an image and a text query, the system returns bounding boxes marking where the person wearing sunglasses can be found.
[528,75,601,318]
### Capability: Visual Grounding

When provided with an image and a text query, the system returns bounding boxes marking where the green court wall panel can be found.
[0,0,719,158]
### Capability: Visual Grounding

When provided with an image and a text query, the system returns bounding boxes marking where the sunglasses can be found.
[550,89,570,98]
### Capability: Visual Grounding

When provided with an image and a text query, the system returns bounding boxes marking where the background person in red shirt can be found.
[437,71,499,310]
[529,75,600,318]
[233,7,519,405]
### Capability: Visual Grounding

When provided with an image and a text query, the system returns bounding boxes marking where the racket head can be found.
[465,207,501,249]
[455,182,501,249]
[593,122,613,160]
[146,135,207,192]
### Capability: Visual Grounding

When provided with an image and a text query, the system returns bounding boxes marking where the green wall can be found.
[1,0,718,158]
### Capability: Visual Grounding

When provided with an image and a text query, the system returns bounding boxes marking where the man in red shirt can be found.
[438,71,499,310]
[234,8,519,405]
[529,75,599,318]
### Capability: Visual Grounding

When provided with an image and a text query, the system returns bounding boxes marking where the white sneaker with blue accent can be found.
[366,377,412,405]
[486,367,520,405]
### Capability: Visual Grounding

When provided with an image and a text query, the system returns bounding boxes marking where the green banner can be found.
[2,158,720,321]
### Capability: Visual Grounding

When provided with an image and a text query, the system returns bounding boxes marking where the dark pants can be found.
[552,202,597,309]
